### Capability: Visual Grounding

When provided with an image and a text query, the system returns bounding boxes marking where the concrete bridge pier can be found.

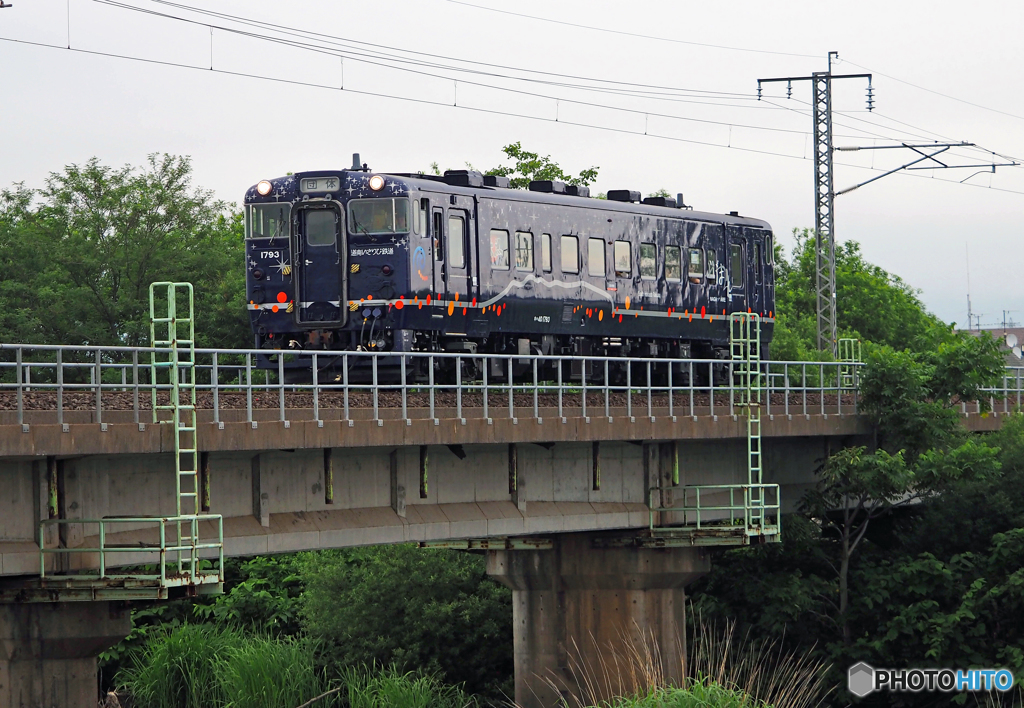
[487,533,709,708]
[0,601,131,708]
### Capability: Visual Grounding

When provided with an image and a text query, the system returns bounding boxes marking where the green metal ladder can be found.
[838,337,862,390]
[150,282,201,579]
[731,312,765,529]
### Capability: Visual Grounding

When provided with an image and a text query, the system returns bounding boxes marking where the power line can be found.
[97,1,954,147]
[3,34,1023,199]
[90,0,840,140]
[442,0,821,59]
[842,58,1024,123]
[128,0,764,102]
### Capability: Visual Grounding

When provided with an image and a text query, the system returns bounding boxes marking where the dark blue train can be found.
[244,157,774,379]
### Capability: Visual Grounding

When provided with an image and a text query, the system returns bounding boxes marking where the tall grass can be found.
[539,617,830,708]
[115,625,339,708]
[116,624,234,708]
[687,616,831,708]
[602,678,771,708]
[340,664,478,708]
[218,635,334,708]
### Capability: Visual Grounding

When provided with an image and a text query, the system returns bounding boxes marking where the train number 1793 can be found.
[260,251,282,259]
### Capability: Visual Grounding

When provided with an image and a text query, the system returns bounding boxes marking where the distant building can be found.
[963,326,1024,366]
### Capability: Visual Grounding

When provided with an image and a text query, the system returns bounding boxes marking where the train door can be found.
[445,208,471,302]
[293,204,345,325]
[746,228,765,316]
[727,226,747,314]
[431,206,445,300]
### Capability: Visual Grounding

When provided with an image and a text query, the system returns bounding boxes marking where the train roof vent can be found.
[483,175,511,188]
[529,180,567,194]
[607,189,641,203]
[566,185,590,198]
[729,211,740,216]
[642,196,677,208]
[443,170,485,187]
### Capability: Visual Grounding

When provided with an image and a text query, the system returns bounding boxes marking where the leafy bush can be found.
[301,545,513,698]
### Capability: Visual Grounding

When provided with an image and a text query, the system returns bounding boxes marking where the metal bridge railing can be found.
[648,484,781,543]
[1,343,1022,429]
[38,514,224,597]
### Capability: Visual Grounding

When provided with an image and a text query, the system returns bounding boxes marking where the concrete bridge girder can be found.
[1,437,836,576]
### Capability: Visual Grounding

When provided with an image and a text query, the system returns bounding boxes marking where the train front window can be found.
[247,203,290,240]
[348,198,410,235]
[305,210,336,246]
[515,231,534,271]
[640,243,656,279]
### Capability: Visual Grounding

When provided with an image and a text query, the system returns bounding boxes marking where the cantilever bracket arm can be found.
[835,147,952,196]
[834,141,1019,196]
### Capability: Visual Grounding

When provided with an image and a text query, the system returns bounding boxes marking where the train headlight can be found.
[256,180,273,196]
[368,174,386,191]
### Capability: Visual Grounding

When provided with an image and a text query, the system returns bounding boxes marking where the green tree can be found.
[0,154,248,348]
[772,228,941,359]
[301,545,513,698]
[487,141,599,189]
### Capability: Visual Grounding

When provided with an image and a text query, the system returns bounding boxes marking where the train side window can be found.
[639,243,656,279]
[561,235,579,274]
[490,229,510,270]
[587,238,605,277]
[541,234,552,272]
[432,211,444,262]
[706,249,718,283]
[687,248,703,279]
[448,215,466,268]
[730,243,744,288]
[515,231,534,271]
[754,242,762,281]
[413,198,428,235]
[614,241,631,276]
[765,235,774,264]
[665,246,682,281]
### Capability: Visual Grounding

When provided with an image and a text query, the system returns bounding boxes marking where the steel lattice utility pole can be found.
[811,71,838,355]
[759,52,872,356]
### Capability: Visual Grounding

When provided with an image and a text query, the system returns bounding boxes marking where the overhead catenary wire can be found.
[3,34,1023,199]
[122,0,767,102]
[90,0,864,141]
[842,58,1024,123]
[442,0,821,59]
[90,0,979,150]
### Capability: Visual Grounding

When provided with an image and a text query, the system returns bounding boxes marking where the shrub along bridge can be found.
[0,288,1019,707]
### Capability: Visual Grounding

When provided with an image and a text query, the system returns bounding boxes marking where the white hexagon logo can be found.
[848,662,875,698]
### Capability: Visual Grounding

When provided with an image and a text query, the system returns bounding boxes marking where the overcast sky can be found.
[3,0,1022,328]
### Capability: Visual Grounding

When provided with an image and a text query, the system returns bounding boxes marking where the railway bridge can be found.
[0,330,1017,706]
